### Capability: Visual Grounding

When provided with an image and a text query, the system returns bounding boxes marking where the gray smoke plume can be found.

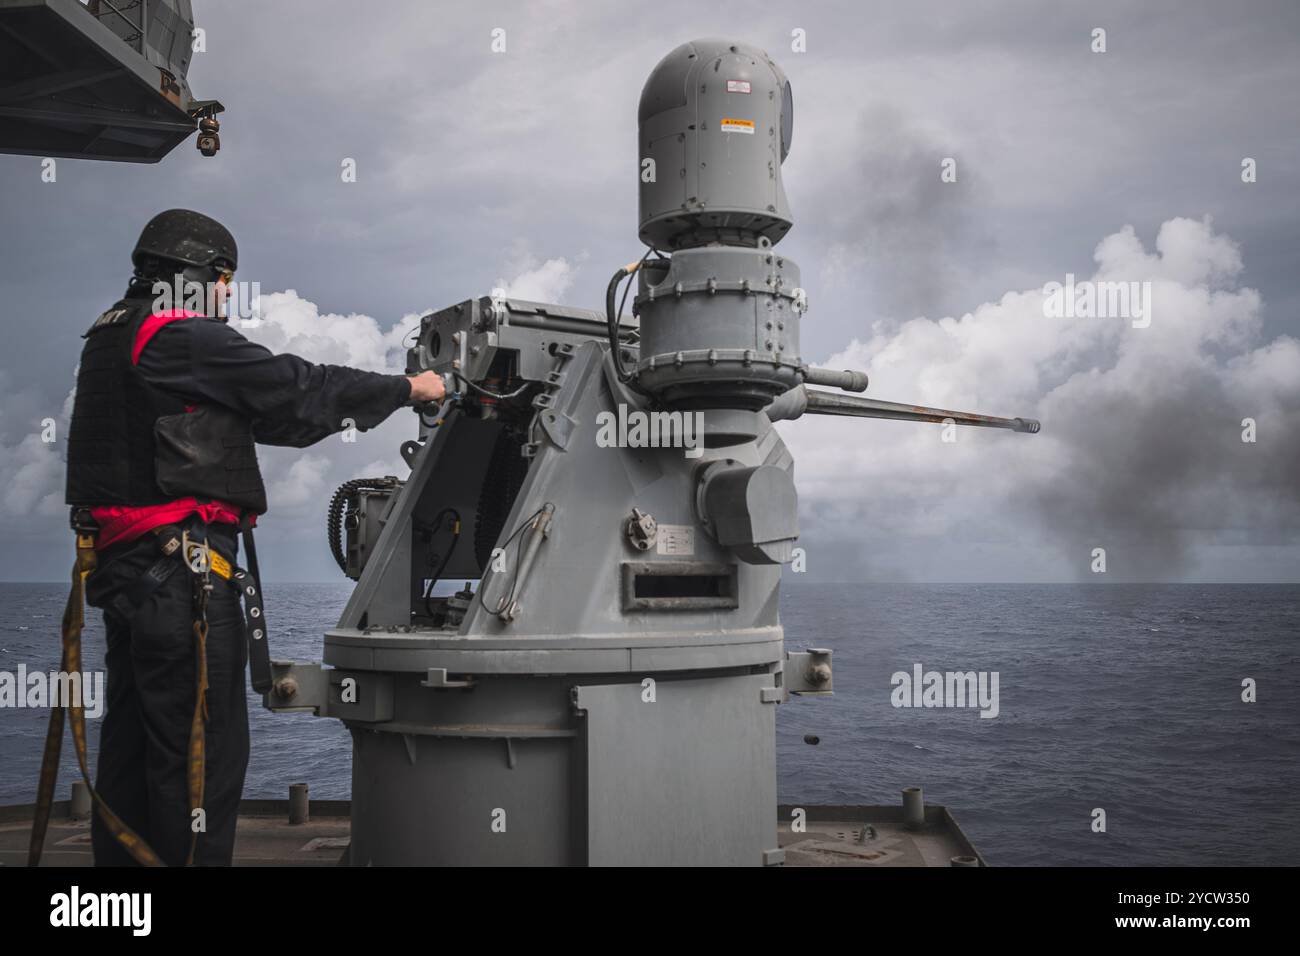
[784,217,1300,581]
[797,102,978,325]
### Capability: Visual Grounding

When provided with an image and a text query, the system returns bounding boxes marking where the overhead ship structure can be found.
[0,0,222,162]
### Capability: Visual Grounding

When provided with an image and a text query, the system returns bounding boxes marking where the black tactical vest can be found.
[65,296,268,514]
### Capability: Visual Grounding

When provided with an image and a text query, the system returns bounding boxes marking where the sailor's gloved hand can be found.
[407,371,446,404]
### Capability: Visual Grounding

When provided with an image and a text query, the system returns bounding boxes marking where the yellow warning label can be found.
[720,118,755,134]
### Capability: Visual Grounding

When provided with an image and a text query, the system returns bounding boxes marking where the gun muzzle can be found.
[802,367,869,392]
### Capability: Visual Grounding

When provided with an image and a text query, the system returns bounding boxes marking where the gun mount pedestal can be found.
[276,306,798,865]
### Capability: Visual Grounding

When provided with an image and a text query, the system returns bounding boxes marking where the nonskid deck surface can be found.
[776,805,983,867]
[1,800,983,867]
[0,800,351,868]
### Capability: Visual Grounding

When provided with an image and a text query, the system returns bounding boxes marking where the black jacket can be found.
[65,290,411,512]
[137,311,412,448]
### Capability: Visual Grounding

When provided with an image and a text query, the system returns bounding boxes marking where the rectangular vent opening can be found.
[621,561,739,611]
[634,573,727,599]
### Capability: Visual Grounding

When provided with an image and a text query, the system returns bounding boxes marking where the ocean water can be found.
[1,581,1296,866]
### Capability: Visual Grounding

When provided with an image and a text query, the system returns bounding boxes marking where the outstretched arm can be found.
[137,317,416,448]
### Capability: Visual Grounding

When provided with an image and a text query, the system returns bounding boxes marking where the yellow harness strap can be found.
[28,527,221,867]
[28,532,164,866]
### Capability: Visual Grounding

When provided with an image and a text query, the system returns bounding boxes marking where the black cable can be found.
[481,506,547,616]
[448,369,532,401]
[484,526,529,618]
[421,508,462,617]
[605,247,654,385]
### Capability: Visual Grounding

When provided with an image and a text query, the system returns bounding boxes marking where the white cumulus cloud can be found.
[783,216,1300,580]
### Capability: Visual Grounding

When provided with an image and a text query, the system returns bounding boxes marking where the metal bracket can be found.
[262,661,331,715]
[399,438,424,468]
[537,408,576,450]
[420,668,476,690]
[525,348,579,457]
[785,648,834,696]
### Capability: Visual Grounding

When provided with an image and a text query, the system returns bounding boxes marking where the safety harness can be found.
[27,510,271,867]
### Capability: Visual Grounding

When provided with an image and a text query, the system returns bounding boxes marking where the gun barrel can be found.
[772,386,1039,432]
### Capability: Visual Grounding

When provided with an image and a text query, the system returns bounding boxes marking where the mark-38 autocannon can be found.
[270,37,1037,866]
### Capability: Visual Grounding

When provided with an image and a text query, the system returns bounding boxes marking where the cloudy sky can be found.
[1,0,1297,582]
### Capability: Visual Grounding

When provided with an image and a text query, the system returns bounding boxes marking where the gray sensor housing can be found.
[638,38,793,251]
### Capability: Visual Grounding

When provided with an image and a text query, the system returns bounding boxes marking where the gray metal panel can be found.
[336,409,457,629]
[322,626,784,674]
[349,729,573,866]
[327,626,781,651]
[323,638,784,675]
[575,673,777,866]
[408,414,508,582]
[460,341,789,641]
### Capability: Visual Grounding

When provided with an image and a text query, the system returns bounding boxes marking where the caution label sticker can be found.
[657,525,695,556]
[726,80,752,94]
[720,117,755,134]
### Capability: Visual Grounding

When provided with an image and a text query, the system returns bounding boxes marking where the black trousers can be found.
[85,520,250,866]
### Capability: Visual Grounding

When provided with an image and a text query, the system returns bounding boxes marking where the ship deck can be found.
[0,800,984,866]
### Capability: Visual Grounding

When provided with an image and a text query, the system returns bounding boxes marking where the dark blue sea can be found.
[2,582,1296,866]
